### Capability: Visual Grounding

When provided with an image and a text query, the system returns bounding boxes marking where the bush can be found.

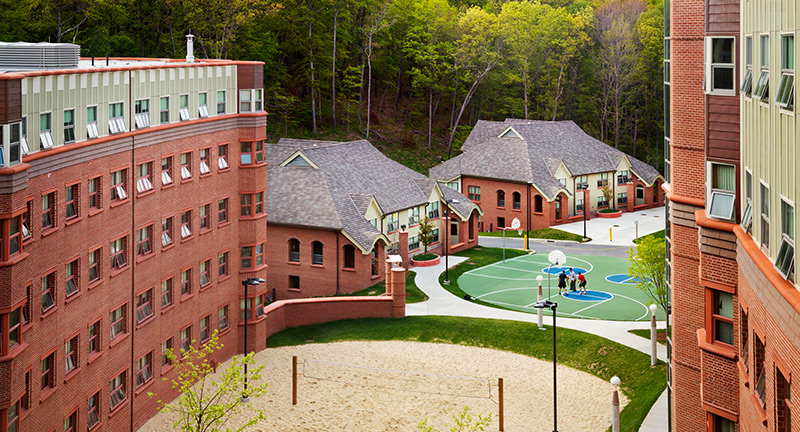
[413,253,438,261]
[599,208,622,214]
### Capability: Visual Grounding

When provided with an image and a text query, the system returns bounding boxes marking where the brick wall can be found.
[0,115,269,431]
[266,224,386,299]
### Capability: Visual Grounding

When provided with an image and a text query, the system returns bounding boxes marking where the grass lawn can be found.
[438,246,529,309]
[628,329,668,345]
[479,228,589,242]
[633,229,666,244]
[266,316,667,432]
[335,270,427,303]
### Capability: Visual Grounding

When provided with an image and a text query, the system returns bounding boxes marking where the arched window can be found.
[371,249,378,276]
[497,190,505,208]
[312,241,323,265]
[288,239,300,262]
[534,195,543,213]
[343,244,356,269]
[512,192,521,210]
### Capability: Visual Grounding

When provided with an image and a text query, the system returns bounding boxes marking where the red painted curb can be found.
[411,256,441,267]
[596,210,622,219]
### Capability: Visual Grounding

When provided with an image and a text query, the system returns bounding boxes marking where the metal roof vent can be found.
[0,42,80,71]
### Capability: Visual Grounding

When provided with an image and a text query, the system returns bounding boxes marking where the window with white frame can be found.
[708,163,736,220]
[409,235,420,251]
[87,106,99,139]
[742,35,753,95]
[135,99,150,129]
[198,92,209,118]
[576,175,588,190]
[109,102,126,134]
[39,113,54,149]
[160,97,169,124]
[775,200,794,281]
[409,207,420,225]
[428,201,439,219]
[776,34,794,109]
[63,109,75,143]
[387,213,399,232]
[217,91,226,114]
[741,170,753,232]
[239,90,252,113]
[704,37,735,94]
[597,173,609,188]
[617,170,630,185]
[255,89,263,111]
[761,183,770,251]
[754,35,770,100]
[179,94,190,121]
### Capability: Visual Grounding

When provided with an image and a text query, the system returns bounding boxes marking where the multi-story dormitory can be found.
[666,0,800,428]
[0,41,269,431]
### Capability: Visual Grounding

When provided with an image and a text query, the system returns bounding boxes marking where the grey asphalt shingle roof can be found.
[431,120,663,200]
[267,139,479,251]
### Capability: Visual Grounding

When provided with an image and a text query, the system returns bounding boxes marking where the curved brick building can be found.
[0,42,268,431]
[667,0,800,429]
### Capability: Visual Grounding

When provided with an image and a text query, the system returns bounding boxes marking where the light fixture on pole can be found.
[534,298,558,432]
[611,376,621,432]
[241,277,265,403]
[443,199,459,285]
[536,275,544,330]
[649,303,658,366]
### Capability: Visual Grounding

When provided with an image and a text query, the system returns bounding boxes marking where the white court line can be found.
[475,287,538,299]
[573,297,614,315]
[481,299,594,319]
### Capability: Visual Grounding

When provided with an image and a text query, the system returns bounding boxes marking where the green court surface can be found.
[458,253,666,321]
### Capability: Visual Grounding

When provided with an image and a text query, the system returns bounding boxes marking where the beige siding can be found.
[740,0,798,269]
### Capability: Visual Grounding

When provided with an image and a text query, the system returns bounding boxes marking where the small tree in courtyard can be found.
[627,235,667,313]
[601,186,615,210]
[149,330,269,432]
[418,406,491,432]
[419,216,435,253]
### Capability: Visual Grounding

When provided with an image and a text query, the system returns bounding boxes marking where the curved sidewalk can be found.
[406,257,668,431]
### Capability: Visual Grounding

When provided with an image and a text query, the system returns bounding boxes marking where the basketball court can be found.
[458,251,664,321]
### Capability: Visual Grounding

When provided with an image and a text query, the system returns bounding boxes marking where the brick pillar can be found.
[627,182,635,212]
[399,231,409,267]
[384,259,393,295]
[390,267,406,318]
[584,189,591,220]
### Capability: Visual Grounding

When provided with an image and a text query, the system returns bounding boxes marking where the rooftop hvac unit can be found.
[0,42,80,71]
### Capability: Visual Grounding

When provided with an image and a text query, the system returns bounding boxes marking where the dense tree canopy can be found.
[0,0,664,170]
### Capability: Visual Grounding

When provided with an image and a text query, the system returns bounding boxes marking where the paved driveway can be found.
[556,208,666,245]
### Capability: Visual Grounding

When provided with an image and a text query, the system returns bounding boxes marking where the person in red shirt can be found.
[578,272,587,295]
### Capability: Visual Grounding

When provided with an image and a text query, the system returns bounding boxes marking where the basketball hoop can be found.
[517,229,523,236]
[511,218,521,230]
[548,250,567,267]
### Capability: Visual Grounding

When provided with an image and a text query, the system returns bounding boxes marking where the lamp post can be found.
[536,275,544,330]
[611,376,621,432]
[241,277,265,403]
[443,199,459,285]
[649,304,658,366]
[583,189,588,241]
[534,299,558,432]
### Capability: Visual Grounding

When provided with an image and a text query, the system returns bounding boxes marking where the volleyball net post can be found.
[292,355,298,405]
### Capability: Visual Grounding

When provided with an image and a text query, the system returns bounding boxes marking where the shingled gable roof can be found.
[430,119,663,200]
[267,139,479,252]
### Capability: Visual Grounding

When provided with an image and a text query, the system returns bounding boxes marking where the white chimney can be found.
[186,34,195,63]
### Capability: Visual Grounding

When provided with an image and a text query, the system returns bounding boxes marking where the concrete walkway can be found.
[407,257,667,431]
[556,209,666,246]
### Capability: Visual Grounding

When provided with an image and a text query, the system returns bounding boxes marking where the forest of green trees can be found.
[0,0,664,171]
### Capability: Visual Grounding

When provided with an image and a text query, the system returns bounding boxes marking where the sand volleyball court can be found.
[139,341,626,431]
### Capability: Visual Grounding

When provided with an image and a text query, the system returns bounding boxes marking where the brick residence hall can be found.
[266,138,481,299]
[430,119,665,233]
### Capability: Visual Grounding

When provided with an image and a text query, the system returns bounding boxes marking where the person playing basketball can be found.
[569,267,577,291]
[558,270,568,294]
[578,272,587,295]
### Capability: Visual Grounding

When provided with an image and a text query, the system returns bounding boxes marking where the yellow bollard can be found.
[609,227,613,242]
[524,234,528,250]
